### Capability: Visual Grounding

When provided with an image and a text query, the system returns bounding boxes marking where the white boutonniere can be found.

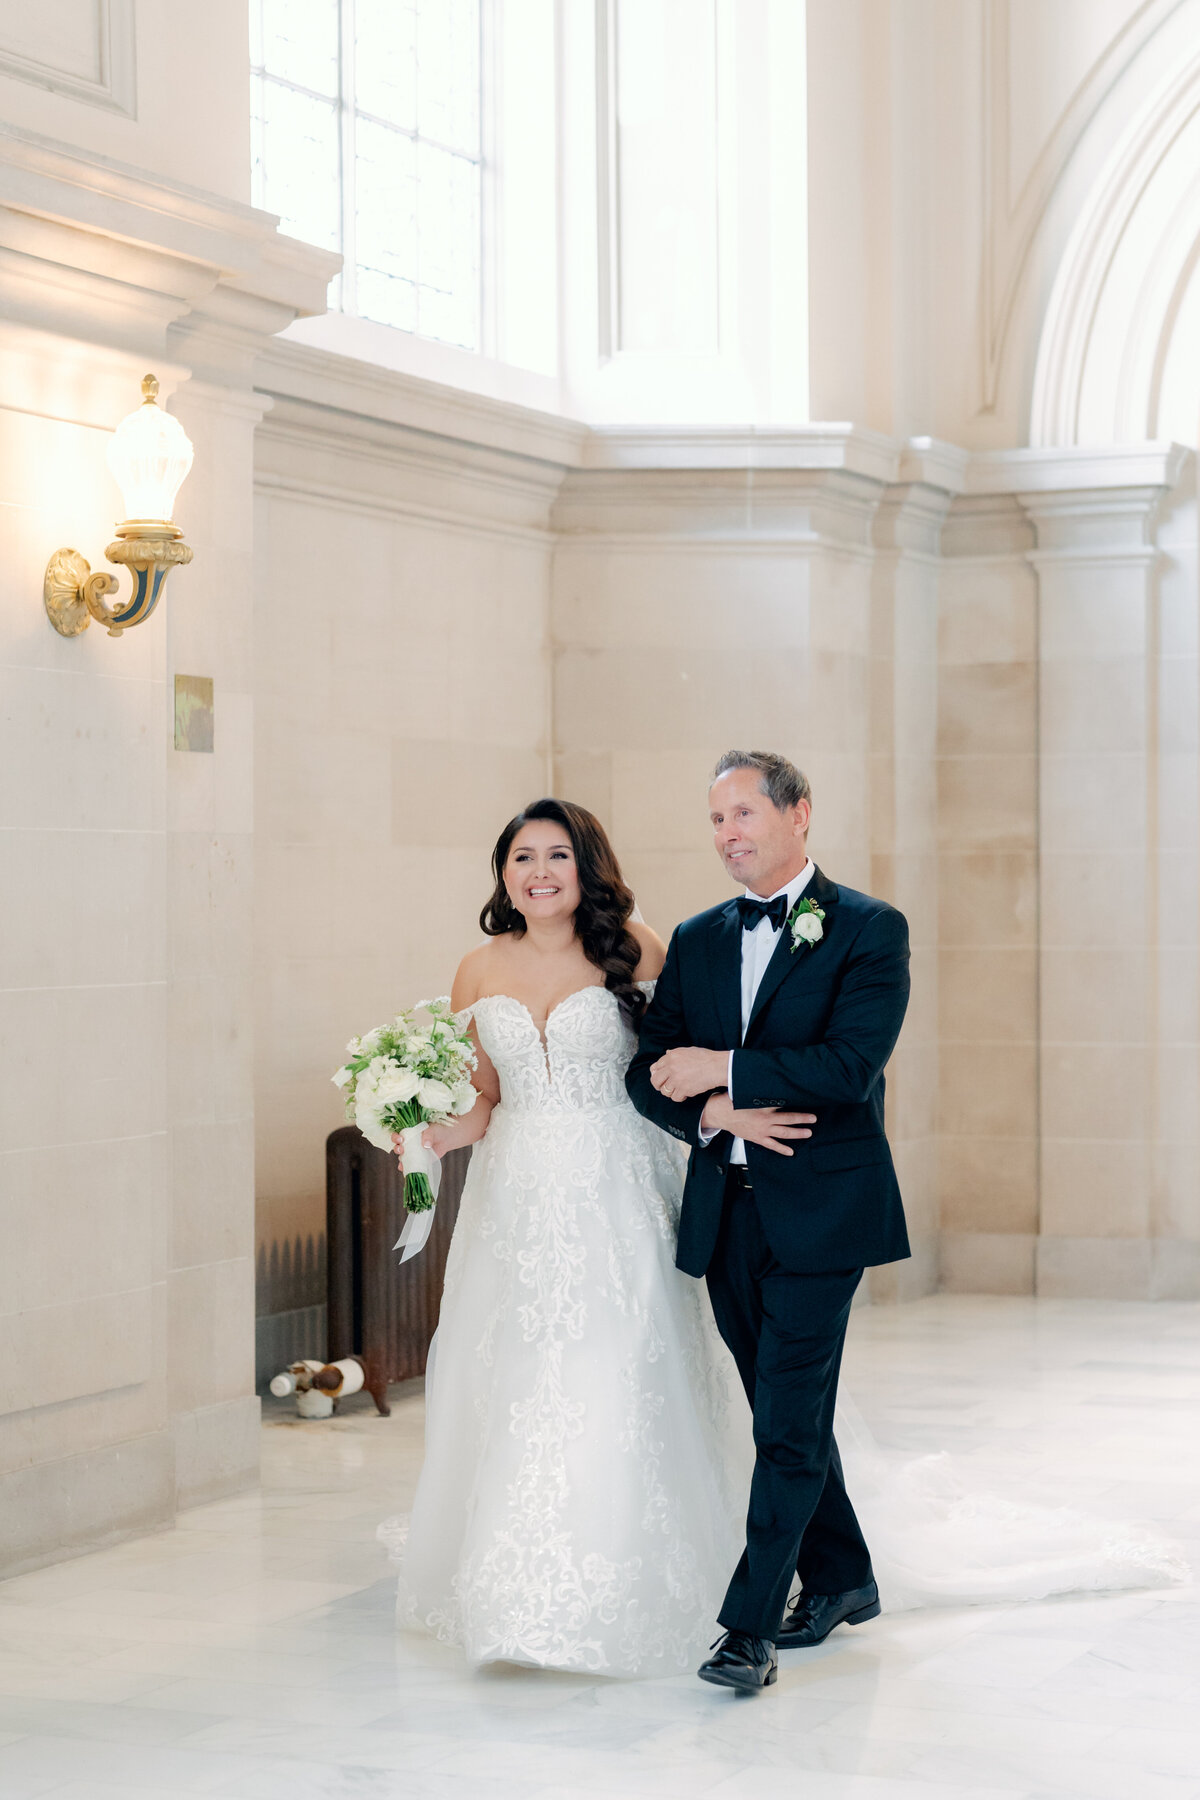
[788,896,826,953]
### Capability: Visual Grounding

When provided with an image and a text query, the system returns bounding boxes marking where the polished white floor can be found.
[1,1296,1198,1800]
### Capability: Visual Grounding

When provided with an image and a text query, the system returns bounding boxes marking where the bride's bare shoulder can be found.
[452,942,502,1010]
[628,919,667,981]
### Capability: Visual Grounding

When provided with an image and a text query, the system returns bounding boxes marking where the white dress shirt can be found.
[701,859,815,1164]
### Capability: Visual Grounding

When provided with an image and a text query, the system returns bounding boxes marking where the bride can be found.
[390,797,1185,1679]
[391,797,760,1677]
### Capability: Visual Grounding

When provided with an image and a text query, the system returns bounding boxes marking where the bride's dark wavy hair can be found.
[480,798,647,1029]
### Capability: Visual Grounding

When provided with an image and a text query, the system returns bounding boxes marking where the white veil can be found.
[833,1391,1187,1610]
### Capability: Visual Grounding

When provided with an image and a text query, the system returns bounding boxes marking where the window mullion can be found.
[253,0,486,353]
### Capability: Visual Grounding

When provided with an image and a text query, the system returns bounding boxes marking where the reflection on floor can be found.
[0,1296,1198,1800]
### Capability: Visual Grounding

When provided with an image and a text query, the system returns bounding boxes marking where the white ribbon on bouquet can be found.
[393,1126,442,1263]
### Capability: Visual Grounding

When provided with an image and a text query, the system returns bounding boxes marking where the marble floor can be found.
[1,1296,1198,1800]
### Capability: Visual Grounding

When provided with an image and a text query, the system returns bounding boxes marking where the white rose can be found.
[450,1083,478,1116]
[792,912,823,945]
[377,1066,420,1105]
[354,1102,394,1153]
[416,1078,453,1114]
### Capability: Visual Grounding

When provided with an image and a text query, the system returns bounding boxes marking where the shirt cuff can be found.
[697,1051,737,1145]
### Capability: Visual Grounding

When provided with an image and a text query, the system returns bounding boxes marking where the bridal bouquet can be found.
[332,998,477,1228]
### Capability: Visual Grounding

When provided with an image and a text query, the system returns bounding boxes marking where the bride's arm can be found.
[628,919,667,979]
[395,951,499,1166]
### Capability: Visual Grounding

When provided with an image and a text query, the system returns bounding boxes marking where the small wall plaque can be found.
[174,674,214,752]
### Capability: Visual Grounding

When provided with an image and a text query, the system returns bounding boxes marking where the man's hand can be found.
[649,1046,729,1102]
[699,1090,816,1156]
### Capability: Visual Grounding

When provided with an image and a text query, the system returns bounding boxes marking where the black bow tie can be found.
[737,893,790,932]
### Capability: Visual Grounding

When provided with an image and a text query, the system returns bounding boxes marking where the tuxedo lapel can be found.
[709,900,744,1049]
[745,866,840,1038]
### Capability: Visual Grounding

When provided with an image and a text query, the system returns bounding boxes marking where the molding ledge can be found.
[252,342,1196,548]
[578,424,902,484]
[966,442,1191,495]
[0,121,338,378]
[254,339,585,472]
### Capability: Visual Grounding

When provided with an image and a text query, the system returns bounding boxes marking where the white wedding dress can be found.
[388,983,1186,1678]
[393,983,753,1677]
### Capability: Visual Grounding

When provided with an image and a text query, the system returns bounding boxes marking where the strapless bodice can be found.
[470,983,650,1116]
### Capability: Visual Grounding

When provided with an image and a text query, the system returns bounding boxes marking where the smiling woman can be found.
[476,796,651,1030]
[384,795,764,1676]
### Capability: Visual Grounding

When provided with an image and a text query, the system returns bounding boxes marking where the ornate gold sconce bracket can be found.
[43,374,195,641]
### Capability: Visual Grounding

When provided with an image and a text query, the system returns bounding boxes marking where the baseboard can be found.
[866,1234,938,1302]
[1035,1236,1200,1300]
[939,1232,1036,1294]
[173,1394,261,1509]
[0,1428,175,1580]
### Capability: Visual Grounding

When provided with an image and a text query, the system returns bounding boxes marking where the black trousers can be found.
[705,1170,872,1639]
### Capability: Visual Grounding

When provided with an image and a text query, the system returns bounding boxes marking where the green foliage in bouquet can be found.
[332,997,477,1214]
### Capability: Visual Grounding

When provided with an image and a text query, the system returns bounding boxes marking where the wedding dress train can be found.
[387,983,1186,1677]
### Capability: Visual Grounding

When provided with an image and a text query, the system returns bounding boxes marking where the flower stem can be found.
[404,1170,435,1214]
[388,1098,436,1214]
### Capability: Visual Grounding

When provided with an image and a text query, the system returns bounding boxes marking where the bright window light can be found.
[250,0,483,352]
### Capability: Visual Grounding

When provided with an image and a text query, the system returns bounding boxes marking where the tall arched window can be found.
[250,0,484,352]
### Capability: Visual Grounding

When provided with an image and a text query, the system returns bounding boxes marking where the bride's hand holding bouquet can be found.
[393,1110,489,1168]
[332,997,490,1258]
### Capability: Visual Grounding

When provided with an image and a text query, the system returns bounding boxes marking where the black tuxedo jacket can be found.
[626,867,912,1278]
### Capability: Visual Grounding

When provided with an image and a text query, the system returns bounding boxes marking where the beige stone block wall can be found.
[251,379,557,1264]
[867,485,946,1299]
[552,538,847,931]
[937,504,1039,1288]
[1150,486,1200,1297]
[0,375,174,1572]
[552,461,938,1300]
[163,381,263,1505]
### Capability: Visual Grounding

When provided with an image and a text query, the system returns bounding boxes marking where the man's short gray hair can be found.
[711,749,812,812]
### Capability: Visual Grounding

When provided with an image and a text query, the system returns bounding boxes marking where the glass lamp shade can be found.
[105,376,194,524]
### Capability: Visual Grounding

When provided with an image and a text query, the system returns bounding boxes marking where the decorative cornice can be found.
[254,340,585,471]
[551,465,885,547]
[579,424,901,483]
[0,121,338,372]
[250,347,1197,556]
[965,443,1190,495]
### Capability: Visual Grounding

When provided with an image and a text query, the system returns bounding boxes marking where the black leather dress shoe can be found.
[697,1628,778,1692]
[776,1580,881,1648]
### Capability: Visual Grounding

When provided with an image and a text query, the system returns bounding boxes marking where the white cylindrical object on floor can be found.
[296,1387,334,1419]
[269,1359,327,1398]
[315,1358,365,1399]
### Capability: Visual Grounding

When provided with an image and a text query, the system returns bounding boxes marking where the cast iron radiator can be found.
[325,1126,469,1414]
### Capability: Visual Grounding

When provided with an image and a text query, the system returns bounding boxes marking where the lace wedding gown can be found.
[393,983,754,1677]
[390,985,1187,1678]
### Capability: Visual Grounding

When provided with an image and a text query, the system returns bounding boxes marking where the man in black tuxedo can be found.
[626,750,911,1692]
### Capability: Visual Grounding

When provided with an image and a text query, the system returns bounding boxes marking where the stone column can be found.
[1019,448,1190,1298]
[869,459,961,1298]
[936,494,1039,1293]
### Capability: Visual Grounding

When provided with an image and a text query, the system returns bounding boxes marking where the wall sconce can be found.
[44,375,194,639]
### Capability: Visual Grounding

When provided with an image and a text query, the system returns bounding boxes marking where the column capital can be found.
[964,443,1192,555]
